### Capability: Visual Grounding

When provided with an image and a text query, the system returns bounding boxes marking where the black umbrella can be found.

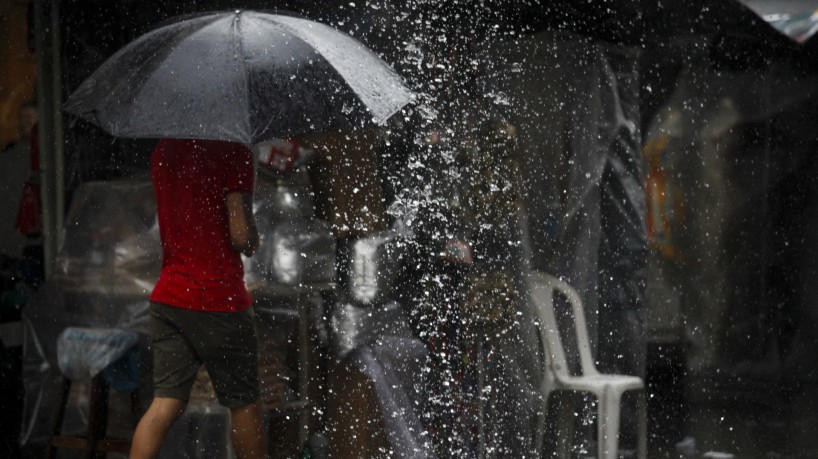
[63,10,414,145]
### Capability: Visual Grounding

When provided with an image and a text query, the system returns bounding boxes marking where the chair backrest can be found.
[528,270,599,377]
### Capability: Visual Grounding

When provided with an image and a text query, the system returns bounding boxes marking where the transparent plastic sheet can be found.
[330,301,413,358]
[22,291,300,458]
[473,31,646,454]
[325,231,433,455]
[20,179,162,454]
[476,31,646,366]
[328,336,437,459]
[52,179,161,298]
[515,35,642,371]
[327,223,538,457]
[20,285,152,454]
[335,32,624,455]
[352,210,540,456]
[28,174,318,456]
[466,224,542,457]
[262,220,335,285]
[23,176,260,457]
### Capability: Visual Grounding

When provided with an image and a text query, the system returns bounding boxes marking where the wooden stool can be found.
[47,373,139,459]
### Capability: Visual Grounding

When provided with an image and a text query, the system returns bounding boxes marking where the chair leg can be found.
[47,376,72,459]
[596,393,607,459]
[85,375,110,459]
[48,374,133,459]
[598,388,622,459]
[535,396,548,456]
[636,391,647,459]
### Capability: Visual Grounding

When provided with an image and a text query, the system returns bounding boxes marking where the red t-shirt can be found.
[149,139,254,312]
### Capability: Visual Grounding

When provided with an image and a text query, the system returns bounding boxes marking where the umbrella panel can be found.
[65,14,225,130]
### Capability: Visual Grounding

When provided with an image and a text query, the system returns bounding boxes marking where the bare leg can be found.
[230,400,268,459]
[129,397,187,459]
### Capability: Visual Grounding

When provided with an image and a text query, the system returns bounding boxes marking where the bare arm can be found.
[226,191,259,257]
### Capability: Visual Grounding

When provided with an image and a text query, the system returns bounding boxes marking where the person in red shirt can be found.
[130,139,267,459]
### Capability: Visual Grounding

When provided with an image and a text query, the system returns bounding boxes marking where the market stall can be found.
[22,0,818,458]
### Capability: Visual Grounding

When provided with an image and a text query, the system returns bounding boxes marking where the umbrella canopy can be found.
[63,10,414,145]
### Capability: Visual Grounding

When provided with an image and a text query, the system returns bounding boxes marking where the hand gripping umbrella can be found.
[64,10,414,145]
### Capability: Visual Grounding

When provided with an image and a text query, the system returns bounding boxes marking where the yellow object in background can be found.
[0,1,37,151]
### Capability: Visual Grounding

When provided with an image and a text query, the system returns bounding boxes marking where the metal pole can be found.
[32,0,56,279]
[32,0,63,280]
[50,0,64,251]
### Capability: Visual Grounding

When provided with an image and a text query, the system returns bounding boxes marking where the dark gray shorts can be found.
[149,302,260,408]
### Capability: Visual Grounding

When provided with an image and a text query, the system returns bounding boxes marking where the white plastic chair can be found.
[529,271,647,459]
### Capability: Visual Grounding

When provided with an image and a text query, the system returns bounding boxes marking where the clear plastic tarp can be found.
[22,178,305,457]
[52,179,161,298]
